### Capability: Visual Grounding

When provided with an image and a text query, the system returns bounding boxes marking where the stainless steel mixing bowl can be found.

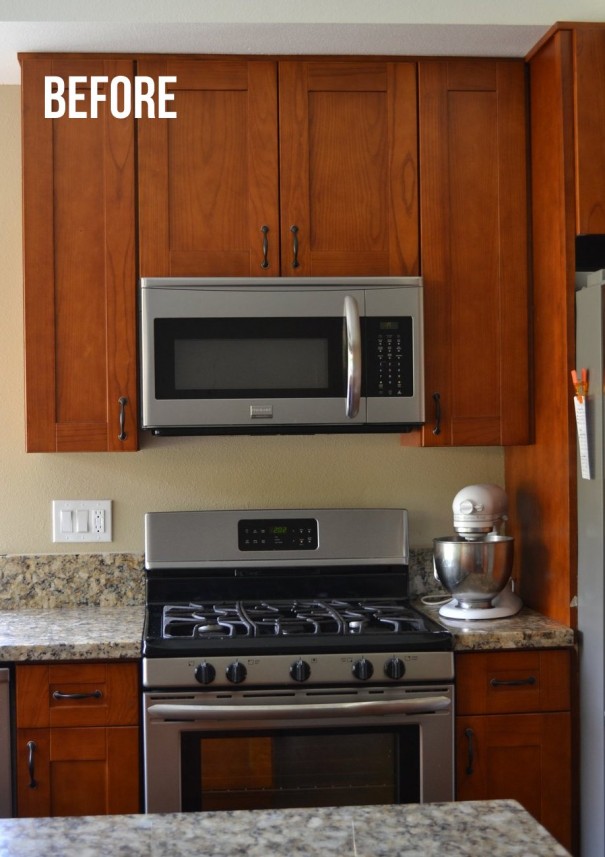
[433,535,514,609]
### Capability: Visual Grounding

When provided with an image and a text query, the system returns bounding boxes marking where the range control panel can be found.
[238,518,319,551]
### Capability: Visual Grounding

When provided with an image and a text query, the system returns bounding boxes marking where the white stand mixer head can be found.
[452,483,509,540]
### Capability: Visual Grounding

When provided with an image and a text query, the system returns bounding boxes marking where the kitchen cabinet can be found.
[416,60,530,446]
[572,26,605,234]
[455,650,572,851]
[20,57,138,452]
[14,662,139,817]
[138,58,418,278]
[505,24,605,625]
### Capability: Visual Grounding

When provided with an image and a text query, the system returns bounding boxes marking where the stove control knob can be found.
[226,661,247,684]
[384,656,406,681]
[289,658,311,683]
[194,661,216,685]
[352,657,374,681]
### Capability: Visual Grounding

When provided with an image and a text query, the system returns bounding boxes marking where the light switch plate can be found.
[52,500,112,543]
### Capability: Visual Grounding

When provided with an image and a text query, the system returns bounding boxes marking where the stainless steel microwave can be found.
[140,277,424,435]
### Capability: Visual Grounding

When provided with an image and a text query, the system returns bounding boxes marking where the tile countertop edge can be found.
[416,601,576,651]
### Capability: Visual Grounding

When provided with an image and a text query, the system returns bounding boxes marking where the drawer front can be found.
[16,663,139,728]
[455,650,571,715]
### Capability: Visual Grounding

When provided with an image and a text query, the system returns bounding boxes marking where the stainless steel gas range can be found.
[142,508,454,814]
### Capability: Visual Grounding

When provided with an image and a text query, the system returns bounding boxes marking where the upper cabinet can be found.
[278,61,418,277]
[138,59,280,277]
[417,60,530,446]
[21,57,138,452]
[21,54,530,452]
[138,59,419,279]
[574,27,605,234]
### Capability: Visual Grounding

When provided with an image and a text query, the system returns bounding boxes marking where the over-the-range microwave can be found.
[140,277,424,435]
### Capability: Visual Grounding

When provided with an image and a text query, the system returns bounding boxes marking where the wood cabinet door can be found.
[418,60,529,446]
[138,59,279,277]
[456,712,571,850]
[574,27,605,234]
[16,726,139,817]
[278,61,418,277]
[21,58,138,452]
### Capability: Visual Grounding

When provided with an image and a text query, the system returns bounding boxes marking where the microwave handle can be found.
[344,296,362,418]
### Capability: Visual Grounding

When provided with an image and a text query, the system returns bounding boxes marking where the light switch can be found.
[52,500,112,543]
[75,509,89,533]
[60,509,73,533]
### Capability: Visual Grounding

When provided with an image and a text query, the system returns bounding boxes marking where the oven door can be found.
[143,685,454,813]
[140,280,366,430]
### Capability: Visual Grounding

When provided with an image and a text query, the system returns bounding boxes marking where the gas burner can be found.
[161,598,432,641]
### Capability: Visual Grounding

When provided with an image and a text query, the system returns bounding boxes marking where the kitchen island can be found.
[0,800,571,856]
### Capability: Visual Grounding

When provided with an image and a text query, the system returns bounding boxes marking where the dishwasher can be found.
[0,668,13,817]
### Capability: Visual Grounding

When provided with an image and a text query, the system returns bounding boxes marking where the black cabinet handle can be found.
[464,727,475,775]
[26,740,37,789]
[118,396,128,441]
[260,225,269,269]
[489,677,536,688]
[290,225,300,269]
[432,392,442,435]
[52,690,103,701]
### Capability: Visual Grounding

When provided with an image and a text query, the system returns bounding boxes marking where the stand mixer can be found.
[433,484,522,620]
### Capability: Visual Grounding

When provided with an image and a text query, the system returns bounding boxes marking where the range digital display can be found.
[238,518,318,551]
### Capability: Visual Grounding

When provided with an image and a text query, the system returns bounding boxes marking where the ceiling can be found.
[0,0,603,85]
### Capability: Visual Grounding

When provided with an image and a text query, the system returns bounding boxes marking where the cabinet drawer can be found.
[16,663,139,728]
[455,650,571,714]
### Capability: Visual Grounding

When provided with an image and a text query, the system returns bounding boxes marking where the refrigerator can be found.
[575,269,605,857]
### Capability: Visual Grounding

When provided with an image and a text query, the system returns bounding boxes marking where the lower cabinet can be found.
[455,650,572,851]
[15,662,140,817]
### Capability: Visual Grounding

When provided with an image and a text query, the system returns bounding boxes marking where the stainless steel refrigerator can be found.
[575,269,605,857]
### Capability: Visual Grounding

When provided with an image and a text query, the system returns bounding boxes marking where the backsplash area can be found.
[0,553,145,609]
[0,550,440,609]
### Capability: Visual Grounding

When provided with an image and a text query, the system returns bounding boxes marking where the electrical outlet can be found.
[52,500,112,543]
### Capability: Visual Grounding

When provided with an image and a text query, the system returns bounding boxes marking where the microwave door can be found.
[142,286,368,430]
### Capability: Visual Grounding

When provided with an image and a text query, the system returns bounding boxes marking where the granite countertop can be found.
[0,800,571,856]
[0,606,145,661]
[0,603,575,662]
[417,601,575,651]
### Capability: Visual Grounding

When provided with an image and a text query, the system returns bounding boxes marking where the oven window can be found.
[154,317,348,399]
[181,727,420,812]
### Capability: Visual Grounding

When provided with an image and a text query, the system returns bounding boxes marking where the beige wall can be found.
[0,84,504,555]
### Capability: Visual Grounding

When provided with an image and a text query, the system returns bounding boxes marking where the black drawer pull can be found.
[464,727,475,775]
[52,690,103,701]
[26,740,37,789]
[290,225,300,269]
[260,225,269,269]
[432,392,442,435]
[118,396,128,441]
[490,677,536,688]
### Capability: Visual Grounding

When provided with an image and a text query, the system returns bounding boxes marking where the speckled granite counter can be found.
[0,550,574,661]
[0,607,145,661]
[0,800,571,856]
[417,601,575,651]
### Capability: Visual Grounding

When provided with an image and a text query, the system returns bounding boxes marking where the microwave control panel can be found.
[238,518,319,551]
[365,317,414,397]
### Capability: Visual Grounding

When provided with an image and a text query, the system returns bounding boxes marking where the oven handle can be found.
[147,695,451,722]
[344,295,362,419]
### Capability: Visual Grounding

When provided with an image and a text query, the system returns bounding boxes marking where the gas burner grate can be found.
[161,599,427,640]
